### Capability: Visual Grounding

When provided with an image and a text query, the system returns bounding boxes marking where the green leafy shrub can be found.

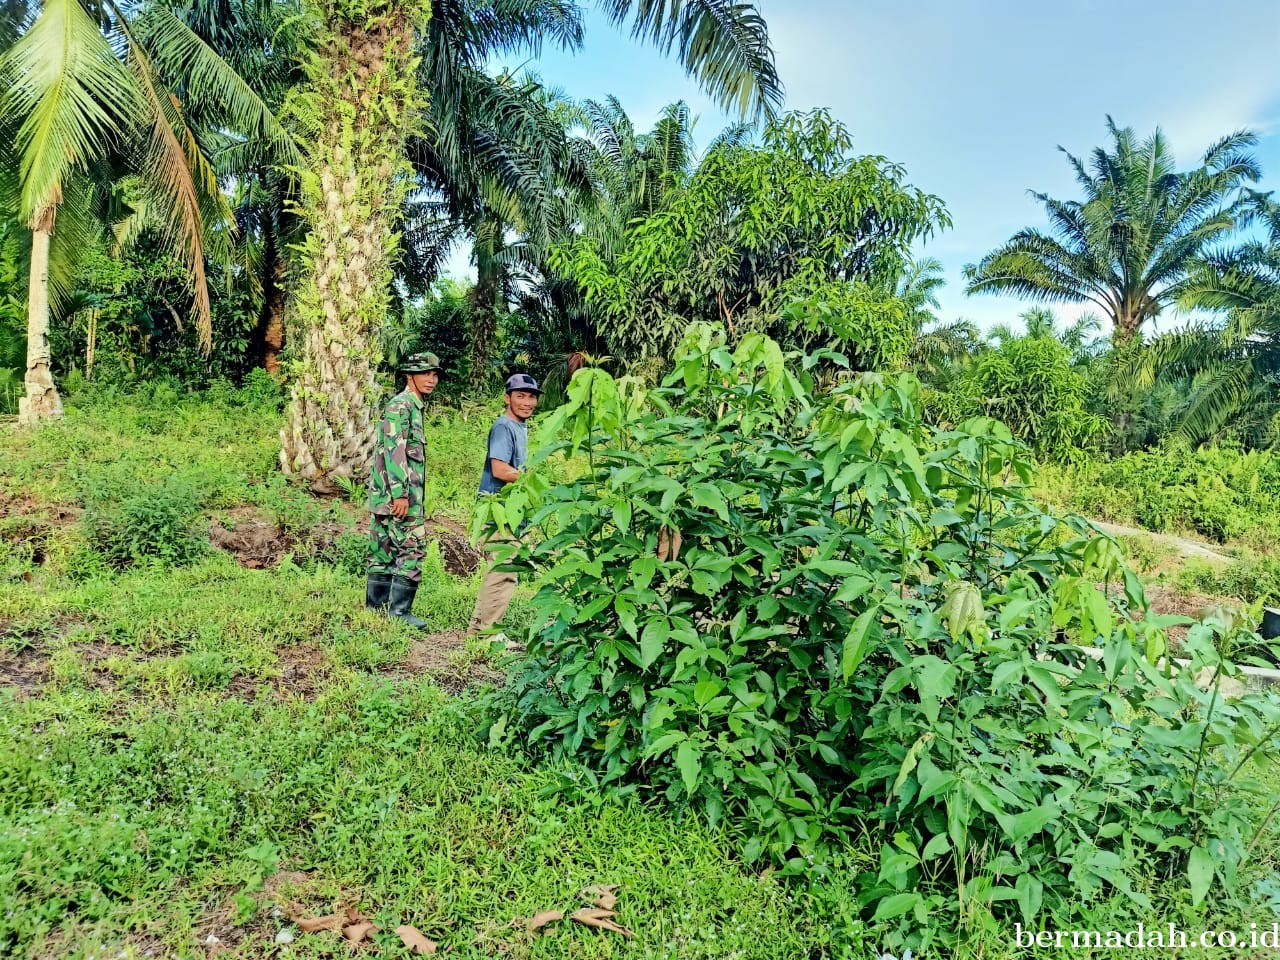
[84,480,208,568]
[930,335,1105,457]
[1178,553,1280,608]
[488,325,1280,948]
[1040,445,1280,544]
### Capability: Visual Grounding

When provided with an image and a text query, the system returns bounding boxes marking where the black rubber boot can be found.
[388,575,428,628]
[366,573,393,611]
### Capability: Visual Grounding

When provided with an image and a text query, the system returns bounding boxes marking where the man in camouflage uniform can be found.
[367,352,442,628]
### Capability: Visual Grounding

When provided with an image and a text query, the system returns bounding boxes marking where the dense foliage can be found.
[552,110,950,367]
[929,333,1105,457]
[488,327,1280,950]
[1040,444,1280,545]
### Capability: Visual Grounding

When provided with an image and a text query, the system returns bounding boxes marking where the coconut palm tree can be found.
[280,0,783,489]
[966,118,1260,345]
[0,0,289,425]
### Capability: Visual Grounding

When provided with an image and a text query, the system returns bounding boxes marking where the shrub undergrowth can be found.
[486,325,1280,952]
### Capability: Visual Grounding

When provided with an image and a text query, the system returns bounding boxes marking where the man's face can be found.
[410,370,440,394]
[506,389,539,421]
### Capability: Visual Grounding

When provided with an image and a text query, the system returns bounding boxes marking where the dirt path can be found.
[1092,519,1235,565]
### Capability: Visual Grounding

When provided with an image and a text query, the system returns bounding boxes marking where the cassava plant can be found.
[483,322,1280,950]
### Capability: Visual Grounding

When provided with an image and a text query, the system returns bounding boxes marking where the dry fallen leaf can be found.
[656,525,683,562]
[582,885,619,911]
[525,910,563,934]
[570,908,634,939]
[396,925,439,954]
[294,913,344,933]
[343,921,378,943]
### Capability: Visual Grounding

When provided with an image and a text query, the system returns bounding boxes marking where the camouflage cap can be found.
[400,352,443,374]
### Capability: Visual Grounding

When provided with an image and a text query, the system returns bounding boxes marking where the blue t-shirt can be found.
[478,415,528,494]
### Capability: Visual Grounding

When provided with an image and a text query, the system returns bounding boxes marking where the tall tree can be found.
[1128,198,1280,446]
[966,118,1260,344]
[277,0,431,490]
[0,0,287,425]
[555,109,949,367]
[281,0,782,488]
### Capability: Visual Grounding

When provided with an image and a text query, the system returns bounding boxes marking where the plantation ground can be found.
[4,383,1280,958]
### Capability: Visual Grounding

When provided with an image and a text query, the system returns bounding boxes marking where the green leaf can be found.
[892,732,935,795]
[675,740,701,796]
[914,656,957,700]
[810,559,864,577]
[842,606,879,678]
[639,617,669,669]
[921,833,950,861]
[1188,845,1214,908]
[689,483,730,522]
[694,679,724,706]
[1014,874,1044,924]
[996,802,1058,844]
[872,892,921,921]
[990,659,1024,690]
[833,574,872,601]
[612,499,632,534]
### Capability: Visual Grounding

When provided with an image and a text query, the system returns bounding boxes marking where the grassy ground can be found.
[4,382,1280,958]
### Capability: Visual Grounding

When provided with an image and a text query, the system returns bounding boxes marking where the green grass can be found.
[4,384,1280,958]
[3,676,850,959]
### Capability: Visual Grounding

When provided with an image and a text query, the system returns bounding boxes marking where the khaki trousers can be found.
[468,534,517,633]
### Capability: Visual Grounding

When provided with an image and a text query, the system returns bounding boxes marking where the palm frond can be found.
[1,0,140,222]
[135,5,300,169]
[594,0,782,119]
[110,0,230,351]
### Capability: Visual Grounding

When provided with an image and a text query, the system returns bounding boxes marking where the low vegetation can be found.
[6,362,1280,957]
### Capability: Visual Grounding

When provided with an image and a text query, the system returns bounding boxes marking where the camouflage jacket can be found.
[368,389,426,518]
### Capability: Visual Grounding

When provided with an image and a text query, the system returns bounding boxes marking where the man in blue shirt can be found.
[468,374,540,635]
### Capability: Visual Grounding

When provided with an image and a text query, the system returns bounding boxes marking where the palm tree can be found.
[911,317,981,382]
[966,118,1260,345]
[892,255,945,328]
[1127,198,1280,446]
[405,0,589,392]
[0,0,289,425]
[281,0,783,489]
[173,0,308,374]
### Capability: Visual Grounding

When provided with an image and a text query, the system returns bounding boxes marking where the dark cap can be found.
[505,373,541,394]
[400,352,443,374]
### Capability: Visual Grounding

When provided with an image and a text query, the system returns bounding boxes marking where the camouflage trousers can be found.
[368,514,426,583]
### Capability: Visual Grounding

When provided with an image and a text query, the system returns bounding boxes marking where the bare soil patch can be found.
[389,630,504,694]
[209,508,481,576]
[425,516,483,577]
[227,643,332,702]
[207,508,292,569]
[0,489,80,565]
[1104,582,1253,649]
[0,644,49,695]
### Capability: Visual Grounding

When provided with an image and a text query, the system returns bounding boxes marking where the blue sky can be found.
[471,0,1280,335]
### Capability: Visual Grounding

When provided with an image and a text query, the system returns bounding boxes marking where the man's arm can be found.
[489,458,520,484]
[383,404,411,517]
[486,421,520,485]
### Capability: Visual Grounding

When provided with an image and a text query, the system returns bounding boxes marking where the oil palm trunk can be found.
[280,0,429,491]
